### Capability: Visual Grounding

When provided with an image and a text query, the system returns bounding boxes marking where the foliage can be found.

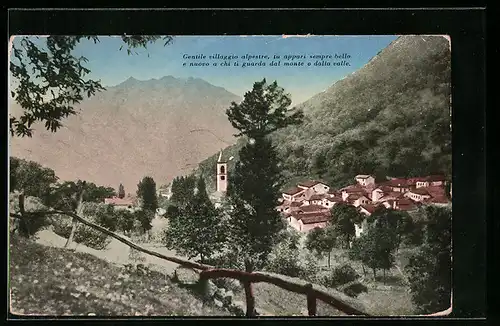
[169,175,197,209]
[164,176,226,263]
[197,36,451,190]
[406,206,451,314]
[226,138,287,272]
[329,203,364,249]
[9,194,50,237]
[342,282,368,298]
[265,230,304,278]
[9,235,230,316]
[321,264,360,288]
[51,209,111,250]
[82,202,117,232]
[9,157,58,198]
[9,35,173,137]
[118,183,126,199]
[349,224,399,279]
[133,209,155,234]
[224,79,304,272]
[42,179,115,212]
[305,227,336,268]
[114,209,135,235]
[225,78,304,139]
[367,206,414,247]
[136,176,158,212]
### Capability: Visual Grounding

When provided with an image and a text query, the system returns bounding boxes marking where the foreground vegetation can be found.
[8,235,230,316]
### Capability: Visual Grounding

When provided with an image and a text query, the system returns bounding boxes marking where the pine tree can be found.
[136,176,158,212]
[118,183,125,199]
[225,79,304,273]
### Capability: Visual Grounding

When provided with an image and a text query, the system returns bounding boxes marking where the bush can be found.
[321,263,360,288]
[266,245,303,277]
[51,211,111,250]
[342,282,368,298]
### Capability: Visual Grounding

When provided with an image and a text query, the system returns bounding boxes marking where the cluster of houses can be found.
[277,174,451,236]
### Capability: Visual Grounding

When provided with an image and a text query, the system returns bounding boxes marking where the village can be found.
[276,174,450,237]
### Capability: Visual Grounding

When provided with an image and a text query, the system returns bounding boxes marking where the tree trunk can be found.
[244,259,256,317]
[372,268,376,280]
[383,268,386,284]
[64,185,85,249]
[362,264,366,277]
[200,253,204,264]
[328,251,331,268]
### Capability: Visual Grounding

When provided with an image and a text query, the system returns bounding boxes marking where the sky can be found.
[11,35,398,106]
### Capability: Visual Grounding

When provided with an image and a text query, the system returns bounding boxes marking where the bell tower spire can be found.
[216,149,228,193]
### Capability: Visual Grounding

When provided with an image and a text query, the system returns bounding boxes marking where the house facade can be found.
[355,174,376,187]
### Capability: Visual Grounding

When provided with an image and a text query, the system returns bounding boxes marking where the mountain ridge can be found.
[196,35,452,191]
[10,76,242,192]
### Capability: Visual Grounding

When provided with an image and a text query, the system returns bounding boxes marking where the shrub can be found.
[342,282,368,298]
[321,263,360,288]
[266,245,303,277]
[51,210,111,250]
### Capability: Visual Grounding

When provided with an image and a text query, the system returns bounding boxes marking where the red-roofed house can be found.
[405,188,432,202]
[355,175,376,187]
[308,193,326,205]
[322,196,343,209]
[282,187,306,202]
[359,204,377,216]
[297,180,330,195]
[383,178,410,193]
[394,198,418,211]
[296,204,329,214]
[341,186,367,201]
[289,211,331,232]
[416,175,447,188]
[371,186,393,202]
[104,196,138,211]
[345,194,371,207]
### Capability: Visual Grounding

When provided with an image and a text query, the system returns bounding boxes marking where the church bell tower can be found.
[216,150,228,193]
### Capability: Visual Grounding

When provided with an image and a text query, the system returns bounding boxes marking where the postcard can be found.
[8,34,452,317]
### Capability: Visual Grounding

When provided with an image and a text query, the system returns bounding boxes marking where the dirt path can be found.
[34,229,190,277]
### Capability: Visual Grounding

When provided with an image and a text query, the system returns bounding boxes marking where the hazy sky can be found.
[12,35,398,105]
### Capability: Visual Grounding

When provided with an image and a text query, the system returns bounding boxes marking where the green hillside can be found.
[197,35,451,191]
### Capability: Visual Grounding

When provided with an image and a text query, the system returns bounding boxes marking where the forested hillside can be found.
[197,35,451,191]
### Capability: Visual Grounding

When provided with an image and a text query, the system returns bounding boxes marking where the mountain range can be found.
[9,76,241,193]
[196,35,452,191]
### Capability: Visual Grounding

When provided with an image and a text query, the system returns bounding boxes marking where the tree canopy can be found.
[9,35,173,137]
[225,79,304,272]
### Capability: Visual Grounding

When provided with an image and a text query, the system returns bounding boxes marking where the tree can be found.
[367,206,414,248]
[118,183,126,199]
[9,35,173,137]
[134,209,155,235]
[329,203,364,249]
[164,176,226,263]
[406,206,451,314]
[10,157,58,198]
[305,227,336,268]
[169,175,196,209]
[349,224,398,283]
[224,79,304,274]
[115,209,135,235]
[137,176,158,212]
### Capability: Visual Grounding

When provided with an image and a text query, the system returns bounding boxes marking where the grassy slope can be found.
[8,235,230,316]
[196,35,451,191]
